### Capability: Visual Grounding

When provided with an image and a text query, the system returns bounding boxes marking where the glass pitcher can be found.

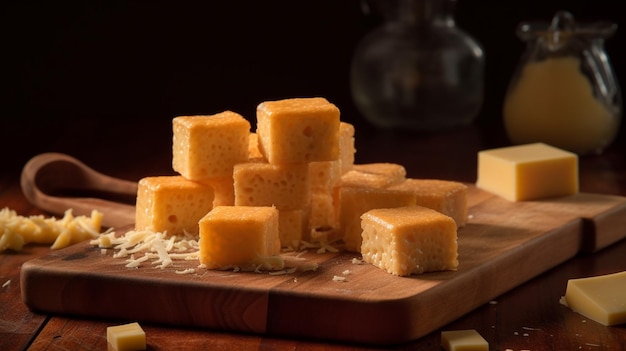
[503,11,621,155]
[350,0,484,131]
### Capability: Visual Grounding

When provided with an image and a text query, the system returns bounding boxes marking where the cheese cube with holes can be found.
[389,178,468,227]
[199,206,281,270]
[248,132,266,162]
[135,176,214,235]
[199,176,235,207]
[309,160,342,193]
[339,122,356,174]
[341,163,407,189]
[233,162,310,210]
[339,186,417,252]
[476,142,578,201]
[256,97,340,164]
[172,112,251,180]
[308,192,338,231]
[361,206,459,276]
[278,209,304,249]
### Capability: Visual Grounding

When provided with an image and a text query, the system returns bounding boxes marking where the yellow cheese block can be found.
[135,176,214,235]
[308,192,337,232]
[341,163,406,189]
[441,329,488,351]
[339,121,356,174]
[309,160,342,193]
[199,176,235,207]
[233,162,310,210]
[247,132,266,162]
[278,209,304,250]
[256,97,340,164]
[339,186,416,252]
[360,206,458,276]
[199,206,281,270]
[106,322,146,351]
[476,143,578,201]
[563,271,626,326]
[172,111,251,180]
[389,178,468,227]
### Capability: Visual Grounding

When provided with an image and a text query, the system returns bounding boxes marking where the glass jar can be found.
[350,0,484,131]
[503,11,622,155]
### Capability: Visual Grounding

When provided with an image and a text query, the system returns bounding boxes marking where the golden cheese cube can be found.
[199,206,280,269]
[248,132,266,162]
[172,112,251,180]
[308,192,338,231]
[135,176,214,235]
[233,162,310,210]
[441,329,488,351]
[476,143,578,201]
[563,271,626,326]
[256,97,340,164]
[341,162,406,189]
[389,178,468,227]
[361,206,458,276]
[339,186,416,252]
[309,160,342,193]
[199,176,235,207]
[339,122,356,174]
[106,322,146,351]
[279,209,304,250]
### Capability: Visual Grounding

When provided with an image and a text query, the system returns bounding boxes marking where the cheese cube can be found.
[476,143,578,201]
[339,122,356,174]
[106,322,146,351]
[200,176,235,207]
[135,176,214,235]
[172,112,251,180]
[309,160,342,193]
[256,97,340,164]
[361,206,458,276]
[341,163,406,189]
[339,186,416,252]
[233,162,310,210]
[389,178,468,227]
[248,132,266,162]
[308,192,338,231]
[199,206,281,270]
[278,209,304,249]
[441,329,488,351]
[563,271,626,326]
[352,163,406,181]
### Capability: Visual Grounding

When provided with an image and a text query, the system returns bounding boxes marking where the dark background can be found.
[2,0,625,175]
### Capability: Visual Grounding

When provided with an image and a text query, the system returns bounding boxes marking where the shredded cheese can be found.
[91,228,321,276]
[0,207,104,252]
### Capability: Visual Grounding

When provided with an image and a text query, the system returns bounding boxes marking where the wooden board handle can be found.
[20,152,138,228]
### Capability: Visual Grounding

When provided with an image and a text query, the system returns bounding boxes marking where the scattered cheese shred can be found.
[0,207,104,252]
[91,230,200,270]
[91,228,321,276]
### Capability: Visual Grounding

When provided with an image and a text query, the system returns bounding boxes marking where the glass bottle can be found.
[350,0,484,131]
[503,11,621,155]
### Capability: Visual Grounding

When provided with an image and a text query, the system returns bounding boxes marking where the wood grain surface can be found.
[20,186,626,345]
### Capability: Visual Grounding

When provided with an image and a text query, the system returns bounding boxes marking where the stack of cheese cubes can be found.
[134,97,466,276]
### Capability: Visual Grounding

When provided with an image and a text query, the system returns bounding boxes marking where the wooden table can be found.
[2,119,625,351]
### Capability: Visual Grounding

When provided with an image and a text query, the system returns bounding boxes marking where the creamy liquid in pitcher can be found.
[503,56,618,155]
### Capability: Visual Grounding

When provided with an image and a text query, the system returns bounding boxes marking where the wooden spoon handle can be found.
[20,153,138,229]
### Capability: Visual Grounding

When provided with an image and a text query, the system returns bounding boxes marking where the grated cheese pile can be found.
[91,229,321,275]
[0,207,104,252]
[90,229,200,271]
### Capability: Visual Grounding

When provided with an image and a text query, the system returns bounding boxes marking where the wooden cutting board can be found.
[20,186,626,345]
